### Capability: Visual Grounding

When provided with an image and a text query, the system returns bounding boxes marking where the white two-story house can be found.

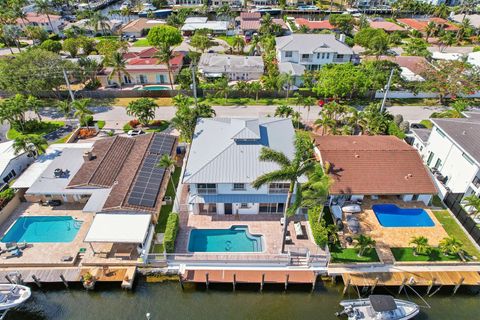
[411,111,480,202]
[275,34,354,72]
[182,118,299,215]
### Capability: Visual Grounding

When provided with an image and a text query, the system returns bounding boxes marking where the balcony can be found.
[300,57,313,63]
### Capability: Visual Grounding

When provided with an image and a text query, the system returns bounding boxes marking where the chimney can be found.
[83,150,94,162]
[339,34,346,43]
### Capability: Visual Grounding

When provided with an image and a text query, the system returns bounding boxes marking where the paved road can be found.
[28,104,445,130]
[0,122,9,142]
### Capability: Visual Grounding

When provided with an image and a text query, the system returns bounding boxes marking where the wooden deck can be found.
[182,269,317,284]
[342,271,480,287]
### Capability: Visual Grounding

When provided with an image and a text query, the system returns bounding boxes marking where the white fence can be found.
[374,90,480,99]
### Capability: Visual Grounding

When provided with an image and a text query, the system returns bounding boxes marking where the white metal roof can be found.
[11,143,93,189]
[275,34,354,55]
[0,141,21,175]
[84,214,151,243]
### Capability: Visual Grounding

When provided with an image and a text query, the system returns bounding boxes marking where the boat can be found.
[342,204,362,213]
[336,295,419,320]
[0,284,31,312]
[138,9,172,18]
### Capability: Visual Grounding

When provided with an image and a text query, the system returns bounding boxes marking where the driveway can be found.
[0,122,9,142]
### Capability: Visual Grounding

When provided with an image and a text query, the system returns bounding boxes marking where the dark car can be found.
[410,123,427,129]
[42,199,62,207]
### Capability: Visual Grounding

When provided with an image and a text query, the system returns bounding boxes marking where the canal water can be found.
[7,277,480,319]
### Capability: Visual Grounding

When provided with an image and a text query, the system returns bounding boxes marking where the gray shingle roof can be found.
[432,117,480,165]
[411,128,431,143]
[275,34,354,55]
[183,118,295,184]
[278,62,305,76]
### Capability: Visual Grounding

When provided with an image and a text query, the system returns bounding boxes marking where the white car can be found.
[127,129,145,136]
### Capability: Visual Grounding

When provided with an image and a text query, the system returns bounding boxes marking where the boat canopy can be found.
[369,295,397,312]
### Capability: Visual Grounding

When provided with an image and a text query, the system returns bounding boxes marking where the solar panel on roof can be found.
[127,133,176,208]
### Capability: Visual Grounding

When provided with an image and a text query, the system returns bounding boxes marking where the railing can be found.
[197,188,217,195]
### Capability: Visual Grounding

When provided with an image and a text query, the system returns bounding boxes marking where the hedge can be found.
[163,212,179,253]
[308,206,329,248]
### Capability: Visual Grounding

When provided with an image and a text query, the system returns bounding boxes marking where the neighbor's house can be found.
[120,18,166,37]
[64,18,123,36]
[0,141,34,191]
[168,0,203,5]
[278,62,305,87]
[210,0,243,7]
[181,17,230,36]
[363,56,430,82]
[237,12,288,36]
[12,133,177,221]
[314,135,437,206]
[197,53,264,81]
[451,14,480,30]
[294,18,336,32]
[369,21,406,33]
[182,117,301,215]
[411,111,480,201]
[97,47,184,87]
[16,12,64,33]
[397,17,458,33]
[275,34,354,71]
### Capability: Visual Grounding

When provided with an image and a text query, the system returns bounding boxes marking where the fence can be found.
[374,90,480,99]
[443,192,480,245]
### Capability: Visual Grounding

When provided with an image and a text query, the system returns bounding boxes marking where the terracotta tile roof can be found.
[121,18,165,33]
[240,12,261,20]
[240,19,261,31]
[369,21,405,32]
[363,55,431,75]
[295,18,335,30]
[397,18,458,32]
[17,13,62,24]
[314,136,437,195]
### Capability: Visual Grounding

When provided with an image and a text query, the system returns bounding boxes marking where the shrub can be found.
[129,119,140,128]
[40,39,62,53]
[420,119,433,129]
[308,206,329,248]
[78,128,96,138]
[387,122,406,139]
[80,115,94,127]
[473,46,480,52]
[96,120,105,129]
[149,120,164,127]
[0,188,15,209]
[123,123,133,132]
[163,213,179,253]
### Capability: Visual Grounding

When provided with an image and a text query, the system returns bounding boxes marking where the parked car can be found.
[317,98,335,107]
[127,129,145,136]
[410,123,427,129]
[41,199,62,207]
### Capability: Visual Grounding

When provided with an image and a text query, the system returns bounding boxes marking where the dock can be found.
[0,266,137,289]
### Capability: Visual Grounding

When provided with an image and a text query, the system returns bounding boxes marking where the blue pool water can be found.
[1,216,83,243]
[134,85,170,91]
[188,226,264,252]
[372,204,434,227]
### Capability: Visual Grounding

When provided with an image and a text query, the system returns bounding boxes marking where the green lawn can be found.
[330,246,380,263]
[200,97,302,106]
[433,210,480,258]
[52,133,72,144]
[145,120,170,133]
[132,38,150,47]
[93,36,120,41]
[7,120,65,140]
[391,247,462,262]
[216,35,235,47]
[151,243,165,253]
[431,195,446,208]
[420,119,433,129]
[155,166,182,233]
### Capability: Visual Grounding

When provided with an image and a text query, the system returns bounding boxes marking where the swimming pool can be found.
[372,204,434,227]
[134,85,170,91]
[1,216,83,243]
[188,226,264,252]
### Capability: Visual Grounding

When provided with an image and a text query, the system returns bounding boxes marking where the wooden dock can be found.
[0,266,136,289]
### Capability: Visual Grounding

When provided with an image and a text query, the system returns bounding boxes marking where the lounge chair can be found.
[346,215,360,234]
[294,222,305,239]
[9,248,22,257]
[6,242,18,252]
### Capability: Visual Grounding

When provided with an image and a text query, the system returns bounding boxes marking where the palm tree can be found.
[155,45,175,90]
[456,18,472,42]
[248,81,262,102]
[214,77,231,103]
[72,99,93,128]
[108,52,129,89]
[57,100,72,125]
[156,154,179,209]
[439,32,456,52]
[409,236,431,256]
[299,164,331,221]
[439,236,464,257]
[462,194,480,218]
[252,132,316,253]
[433,4,450,19]
[314,111,336,135]
[13,134,47,158]
[294,94,316,126]
[87,11,111,36]
[278,72,294,99]
[424,21,437,42]
[299,25,310,34]
[354,235,376,257]
[259,13,274,35]
[34,0,55,32]
[231,36,245,54]
[26,95,43,121]
[274,104,294,118]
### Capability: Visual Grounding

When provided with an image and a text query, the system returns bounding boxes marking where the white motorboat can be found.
[0,284,31,312]
[336,295,419,320]
[342,204,362,213]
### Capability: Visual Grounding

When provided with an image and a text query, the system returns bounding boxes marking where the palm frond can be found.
[258,147,291,167]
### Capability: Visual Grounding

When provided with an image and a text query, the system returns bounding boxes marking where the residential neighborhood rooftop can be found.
[294,18,335,30]
[314,135,437,195]
[275,34,354,55]
[369,21,406,32]
[198,53,264,75]
[183,118,295,184]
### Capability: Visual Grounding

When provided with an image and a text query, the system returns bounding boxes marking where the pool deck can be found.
[339,199,449,263]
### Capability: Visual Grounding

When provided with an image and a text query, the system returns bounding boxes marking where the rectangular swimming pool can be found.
[188,226,264,252]
[372,204,434,227]
[1,216,83,243]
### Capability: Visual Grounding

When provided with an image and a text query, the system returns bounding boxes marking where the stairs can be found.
[289,255,309,267]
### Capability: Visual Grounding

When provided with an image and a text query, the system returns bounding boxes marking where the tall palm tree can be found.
[72,99,93,128]
[252,132,316,253]
[13,134,47,158]
[456,18,472,42]
[299,164,331,222]
[439,236,464,257]
[155,45,175,90]
[157,154,179,209]
[462,194,480,217]
[87,11,111,35]
[231,35,245,54]
[354,235,376,257]
[248,81,262,102]
[409,236,431,256]
[274,104,294,118]
[108,52,129,89]
[294,94,316,127]
[57,100,72,125]
[278,72,294,99]
[34,0,55,32]
[424,21,437,42]
[314,111,336,135]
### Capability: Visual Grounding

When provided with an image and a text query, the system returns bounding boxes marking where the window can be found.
[240,203,249,208]
[301,54,310,59]
[285,51,292,57]
[2,170,16,183]
[268,183,290,194]
[316,53,320,59]
[80,194,90,199]
[138,75,148,84]
[156,74,165,84]
[197,183,217,194]
[326,53,330,59]
[233,183,246,191]
[321,53,325,59]
[427,152,434,166]
[436,128,446,138]
[434,158,442,170]
[259,203,285,213]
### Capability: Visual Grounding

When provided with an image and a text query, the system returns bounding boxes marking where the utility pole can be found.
[62,68,75,102]
[191,63,198,107]
[380,69,394,113]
